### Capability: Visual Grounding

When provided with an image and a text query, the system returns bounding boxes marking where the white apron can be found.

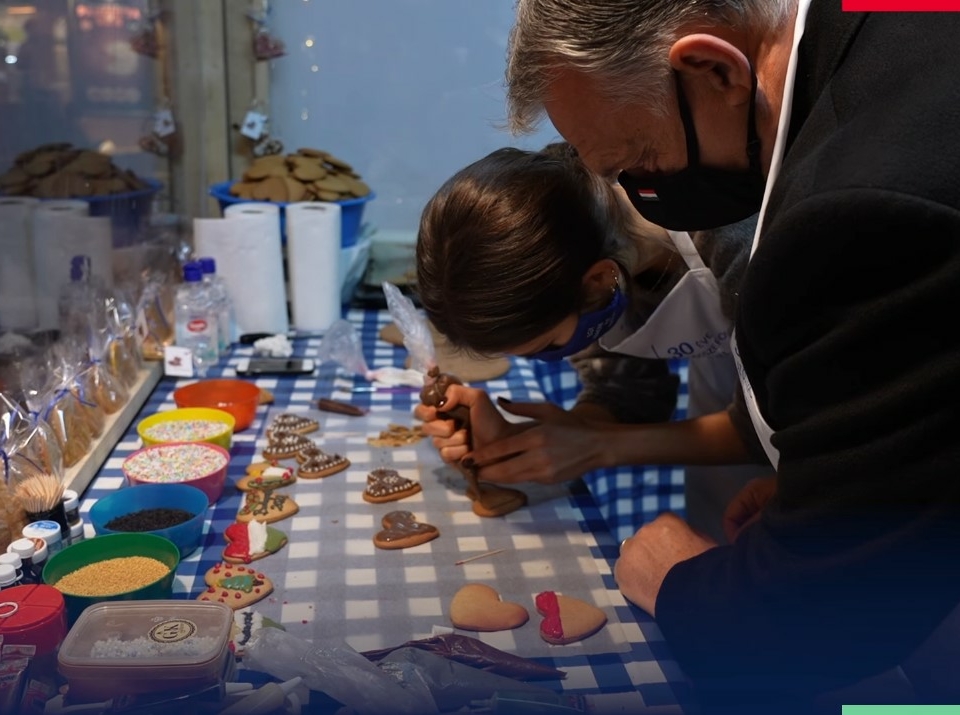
[731,0,813,471]
[600,229,731,360]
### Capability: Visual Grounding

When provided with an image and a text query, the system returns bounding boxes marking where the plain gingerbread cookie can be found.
[449,583,529,631]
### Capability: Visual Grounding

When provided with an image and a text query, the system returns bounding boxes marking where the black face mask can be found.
[618,72,765,231]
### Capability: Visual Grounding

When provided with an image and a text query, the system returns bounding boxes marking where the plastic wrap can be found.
[317,319,423,387]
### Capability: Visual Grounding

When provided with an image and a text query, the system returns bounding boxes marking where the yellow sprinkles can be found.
[53,556,171,596]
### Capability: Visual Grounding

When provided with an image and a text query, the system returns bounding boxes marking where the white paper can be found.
[0,197,39,331]
[31,201,113,330]
[285,201,341,332]
[194,202,289,334]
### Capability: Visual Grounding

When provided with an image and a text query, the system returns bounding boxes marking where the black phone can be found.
[235,358,316,376]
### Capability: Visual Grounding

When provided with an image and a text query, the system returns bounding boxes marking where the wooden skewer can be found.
[455,548,506,566]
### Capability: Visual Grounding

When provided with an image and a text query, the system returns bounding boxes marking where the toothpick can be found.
[455,548,506,566]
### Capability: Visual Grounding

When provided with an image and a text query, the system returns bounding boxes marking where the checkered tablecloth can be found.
[78,308,694,712]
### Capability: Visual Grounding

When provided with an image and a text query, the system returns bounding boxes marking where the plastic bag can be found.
[243,628,435,715]
[317,319,424,387]
[381,282,436,374]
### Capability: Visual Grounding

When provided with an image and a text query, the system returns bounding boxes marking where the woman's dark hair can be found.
[416,143,627,354]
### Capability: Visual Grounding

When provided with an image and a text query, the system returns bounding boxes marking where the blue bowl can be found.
[209,180,374,248]
[88,483,209,558]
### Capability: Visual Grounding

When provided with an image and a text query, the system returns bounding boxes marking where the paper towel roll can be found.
[32,201,113,330]
[285,201,342,332]
[194,202,288,334]
[0,197,40,331]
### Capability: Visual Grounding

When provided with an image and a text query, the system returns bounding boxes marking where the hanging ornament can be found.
[130,1,161,58]
[232,100,284,157]
[138,101,178,157]
[248,1,286,61]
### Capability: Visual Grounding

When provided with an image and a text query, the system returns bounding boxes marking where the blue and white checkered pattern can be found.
[531,358,689,543]
[78,308,694,712]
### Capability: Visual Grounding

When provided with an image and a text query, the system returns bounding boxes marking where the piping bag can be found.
[316,317,422,387]
[381,282,480,497]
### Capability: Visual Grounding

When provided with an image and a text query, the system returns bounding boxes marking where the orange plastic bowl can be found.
[173,379,260,431]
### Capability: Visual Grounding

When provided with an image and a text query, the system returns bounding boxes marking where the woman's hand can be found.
[414,384,524,465]
[463,398,608,486]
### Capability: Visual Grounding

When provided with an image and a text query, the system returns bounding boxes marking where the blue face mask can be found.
[527,287,627,362]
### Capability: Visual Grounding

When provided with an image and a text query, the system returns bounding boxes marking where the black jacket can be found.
[656,3,960,711]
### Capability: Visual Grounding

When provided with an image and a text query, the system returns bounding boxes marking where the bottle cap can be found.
[0,564,16,586]
[0,553,22,570]
[63,489,80,512]
[183,263,203,282]
[198,256,216,274]
[7,539,35,559]
[31,539,48,565]
[22,521,62,548]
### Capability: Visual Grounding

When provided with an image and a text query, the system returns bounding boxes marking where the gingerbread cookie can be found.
[373,510,439,550]
[236,466,296,492]
[297,450,350,479]
[449,584,529,632]
[268,413,320,436]
[237,488,299,524]
[296,444,324,463]
[198,563,273,610]
[223,519,288,563]
[535,591,607,645]
[231,607,285,657]
[262,431,314,460]
[367,423,425,448]
[258,388,275,405]
[245,460,280,476]
[363,468,421,503]
[469,484,528,518]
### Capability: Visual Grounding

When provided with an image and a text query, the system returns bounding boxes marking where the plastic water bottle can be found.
[198,256,233,353]
[175,262,219,376]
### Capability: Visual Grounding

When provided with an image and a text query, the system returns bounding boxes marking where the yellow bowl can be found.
[136,407,235,450]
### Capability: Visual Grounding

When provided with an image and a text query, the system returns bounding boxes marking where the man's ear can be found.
[669,34,753,106]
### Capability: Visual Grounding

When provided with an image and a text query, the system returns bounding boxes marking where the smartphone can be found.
[235,358,316,376]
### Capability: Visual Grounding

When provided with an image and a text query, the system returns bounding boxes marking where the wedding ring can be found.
[619,538,630,552]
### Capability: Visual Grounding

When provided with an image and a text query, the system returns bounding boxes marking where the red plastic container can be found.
[0,584,68,655]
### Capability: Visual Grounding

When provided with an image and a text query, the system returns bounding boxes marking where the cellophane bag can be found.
[33,361,99,469]
[0,394,64,551]
[104,286,142,388]
[135,271,175,362]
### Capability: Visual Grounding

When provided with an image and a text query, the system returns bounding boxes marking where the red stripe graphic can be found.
[844,0,960,9]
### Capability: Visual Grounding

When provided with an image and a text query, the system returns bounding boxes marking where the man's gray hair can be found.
[506,0,795,134]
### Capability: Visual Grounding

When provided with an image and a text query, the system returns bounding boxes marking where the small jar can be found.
[7,538,36,585]
[0,564,17,591]
[0,553,23,587]
[22,521,62,555]
[68,521,85,546]
[28,540,48,583]
[62,490,81,526]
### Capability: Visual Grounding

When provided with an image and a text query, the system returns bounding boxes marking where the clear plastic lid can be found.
[59,600,233,668]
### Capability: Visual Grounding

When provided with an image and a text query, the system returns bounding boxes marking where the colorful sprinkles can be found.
[143,419,228,442]
[125,443,228,483]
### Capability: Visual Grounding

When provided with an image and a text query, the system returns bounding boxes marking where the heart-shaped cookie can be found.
[269,412,319,435]
[297,450,350,479]
[373,510,439,550]
[236,487,299,523]
[535,591,607,645]
[223,519,287,563]
[236,466,296,492]
[449,583,529,631]
[363,468,421,503]
[198,563,273,610]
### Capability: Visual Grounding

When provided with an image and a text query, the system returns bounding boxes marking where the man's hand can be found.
[615,513,716,617]
[722,476,777,543]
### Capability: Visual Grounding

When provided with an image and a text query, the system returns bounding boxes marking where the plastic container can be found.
[57,600,233,703]
[122,442,230,505]
[137,406,235,449]
[209,181,375,248]
[22,520,62,555]
[0,584,68,655]
[88,483,209,558]
[42,533,181,625]
[82,178,163,248]
[173,379,260,432]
